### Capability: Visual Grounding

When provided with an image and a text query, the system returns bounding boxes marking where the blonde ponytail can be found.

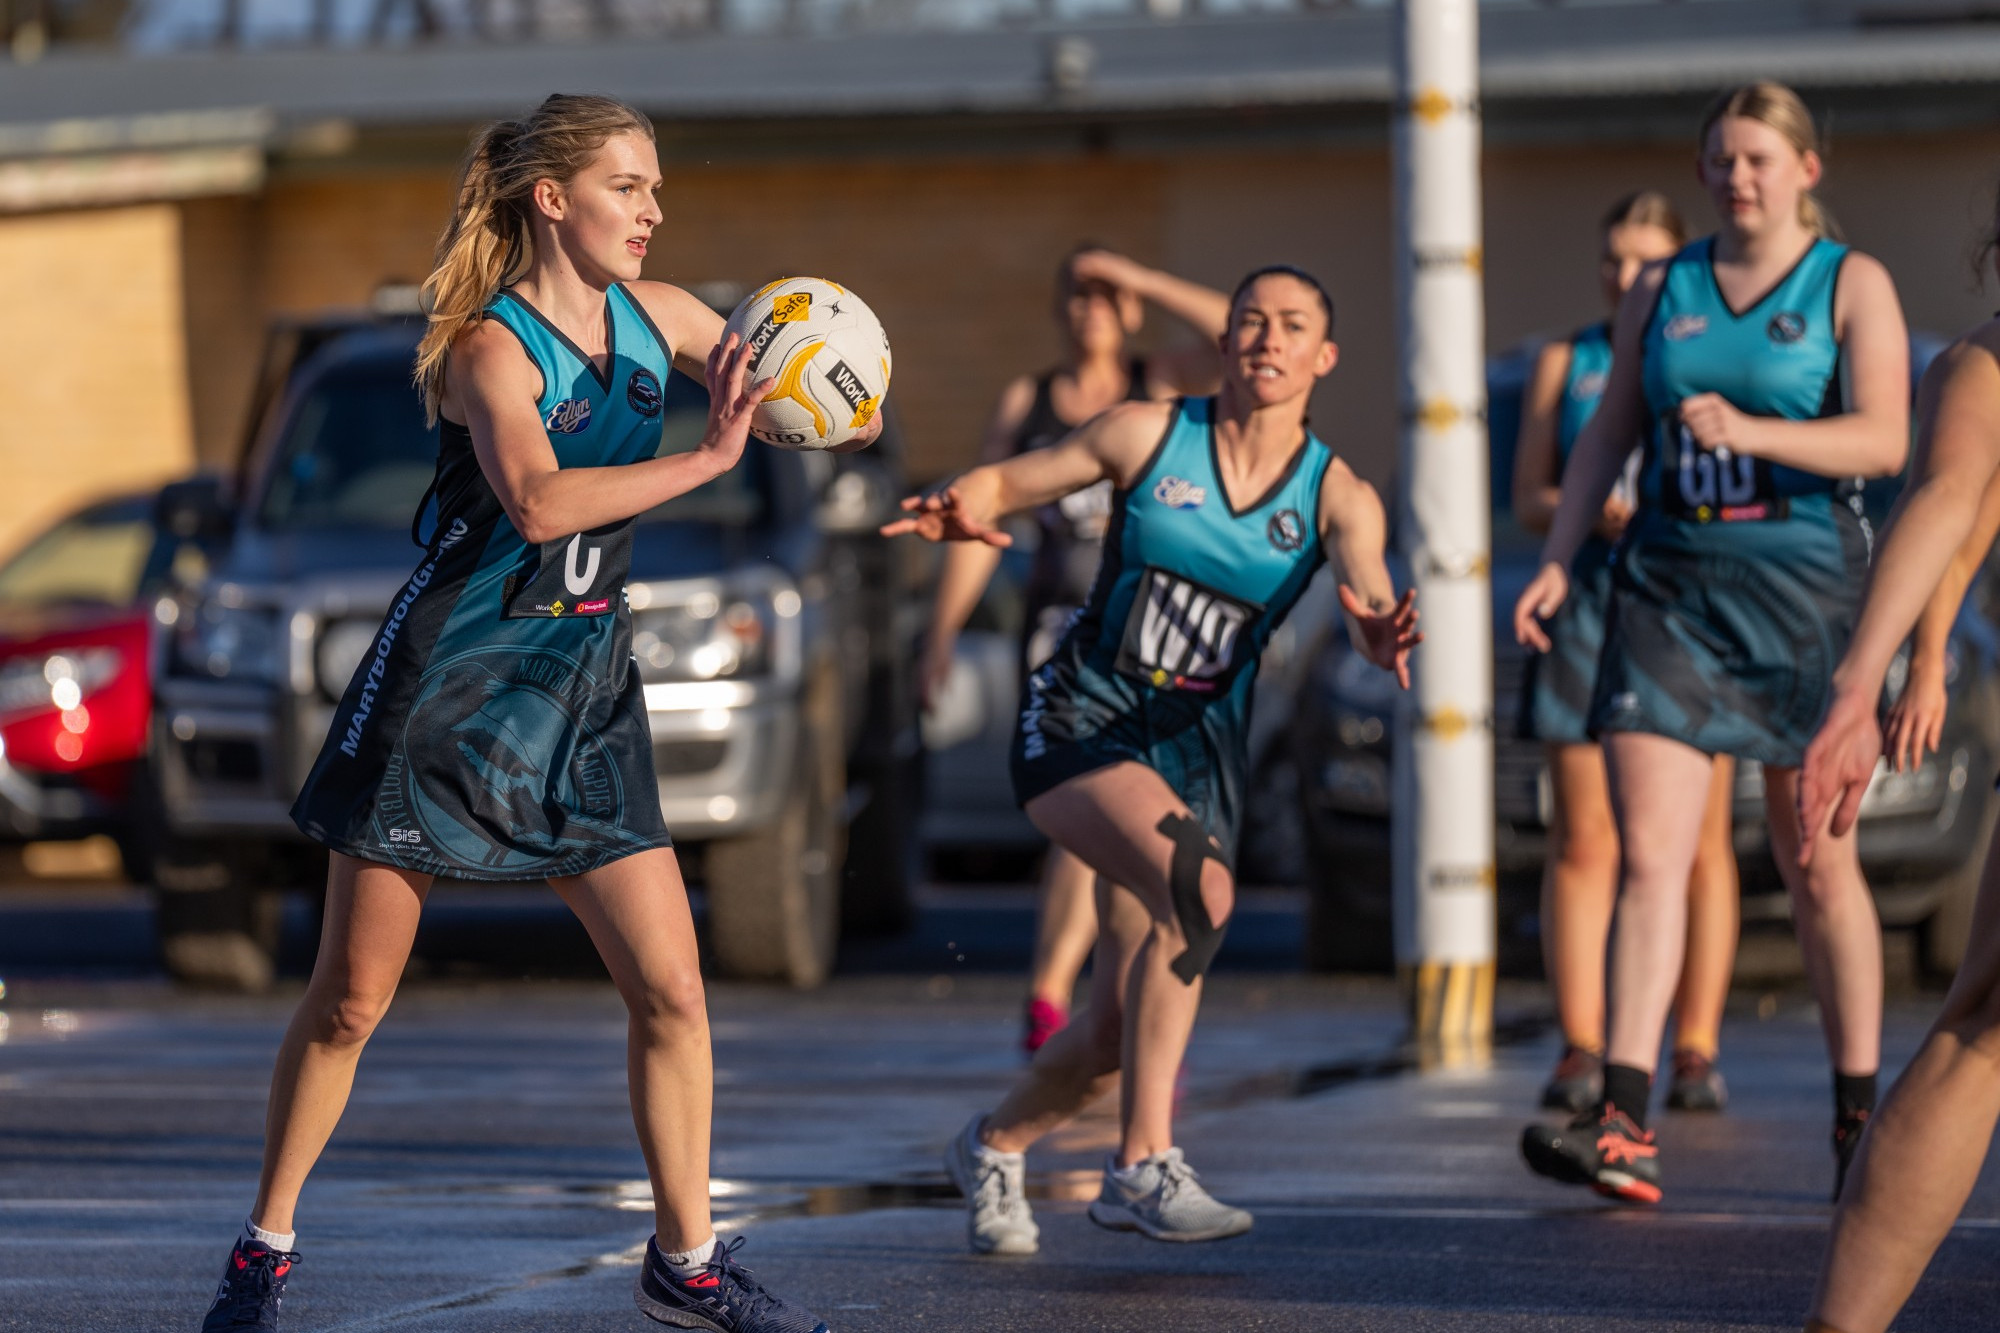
[415,94,654,423]
[1698,82,1842,242]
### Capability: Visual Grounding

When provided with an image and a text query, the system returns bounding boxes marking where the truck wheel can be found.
[706,732,843,987]
[151,841,281,993]
[841,745,922,936]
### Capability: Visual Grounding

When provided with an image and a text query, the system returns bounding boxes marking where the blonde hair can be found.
[1601,189,1688,248]
[415,94,655,423]
[1698,82,1841,241]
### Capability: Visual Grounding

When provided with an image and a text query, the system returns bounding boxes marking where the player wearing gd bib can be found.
[887,267,1418,1254]
[198,96,863,1333]
[1511,192,1742,1120]
[1514,83,1909,1206]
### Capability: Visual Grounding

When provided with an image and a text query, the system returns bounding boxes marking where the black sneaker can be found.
[200,1238,299,1331]
[1540,1044,1603,1114]
[1665,1049,1728,1113]
[1521,1103,1662,1205]
[634,1236,828,1333]
[1833,1107,1871,1203]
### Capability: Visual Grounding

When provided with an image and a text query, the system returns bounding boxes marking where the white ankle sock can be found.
[659,1234,718,1278]
[244,1216,296,1251]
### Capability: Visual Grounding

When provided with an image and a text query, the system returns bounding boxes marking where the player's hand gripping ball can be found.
[723,277,892,452]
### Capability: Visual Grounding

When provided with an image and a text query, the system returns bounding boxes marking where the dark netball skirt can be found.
[1586,501,1868,768]
[1009,656,1246,868]
[1520,536,1617,746]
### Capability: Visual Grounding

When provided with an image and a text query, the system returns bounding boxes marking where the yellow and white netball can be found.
[724,277,892,452]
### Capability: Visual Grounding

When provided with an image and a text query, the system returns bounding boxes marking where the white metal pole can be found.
[1391,0,1495,1058]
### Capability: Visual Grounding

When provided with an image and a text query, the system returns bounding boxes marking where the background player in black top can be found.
[918,247,1229,1054]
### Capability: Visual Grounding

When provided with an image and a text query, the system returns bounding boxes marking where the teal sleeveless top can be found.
[1558,322,1613,461]
[290,282,678,880]
[1081,396,1331,710]
[1640,236,1850,523]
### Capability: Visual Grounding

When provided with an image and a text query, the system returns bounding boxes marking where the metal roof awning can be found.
[2,2,2000,153]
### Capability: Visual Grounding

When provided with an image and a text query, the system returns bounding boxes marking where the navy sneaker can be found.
[200,1238,299,1331]
[634,1235,828,1333]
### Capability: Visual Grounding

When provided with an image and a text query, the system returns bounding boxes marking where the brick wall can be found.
[0,203,195,555]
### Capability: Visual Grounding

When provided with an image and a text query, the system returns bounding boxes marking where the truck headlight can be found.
[632,589,776,682]
[174,602,281,683]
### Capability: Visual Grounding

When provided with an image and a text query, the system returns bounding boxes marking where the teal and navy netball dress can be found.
[1588,236,1871,766]
[1523,323,1617,745]
[291,284,675,878]
[1011,396,1332,863]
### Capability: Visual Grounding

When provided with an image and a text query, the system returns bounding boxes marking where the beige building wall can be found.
[0,203,195,555]
[204,121,2000,501]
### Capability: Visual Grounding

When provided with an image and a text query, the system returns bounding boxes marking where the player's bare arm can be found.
[453,320,770,544]
[1316,457,1421,688]
[883,399,1173,545]
[1514,258,1662,650]
[1800,328,2000,855]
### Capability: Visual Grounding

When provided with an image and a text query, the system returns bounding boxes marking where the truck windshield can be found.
[258,349,767,530]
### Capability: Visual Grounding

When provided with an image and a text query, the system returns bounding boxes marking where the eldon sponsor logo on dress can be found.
[545,398,592,434]
[1663,315,1707,342]
[1153,476,1206,510]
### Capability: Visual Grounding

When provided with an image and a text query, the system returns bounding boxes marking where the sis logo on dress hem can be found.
[545,398,593,434]
[1153,476,1207,510]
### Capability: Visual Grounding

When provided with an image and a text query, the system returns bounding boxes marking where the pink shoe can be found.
[1024,997,1068,1055]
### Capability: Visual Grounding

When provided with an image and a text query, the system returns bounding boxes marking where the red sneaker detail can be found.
[683,1273,720,1289]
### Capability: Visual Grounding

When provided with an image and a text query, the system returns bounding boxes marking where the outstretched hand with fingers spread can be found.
[1340,585,1422,690]
[700,333,776,469]
[1797,684,1882,867]
[879,485,1013,547]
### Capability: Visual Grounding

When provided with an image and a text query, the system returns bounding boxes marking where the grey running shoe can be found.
[943,1115,1038,1255]
[1540,1044,1603,1114]
[1086,1148,1253,1243]
[1665,1049,1728,1113]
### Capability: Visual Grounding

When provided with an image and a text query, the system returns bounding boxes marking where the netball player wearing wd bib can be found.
[887,267,1418,1252]
[1514,83,1909,1204]
[918,248,1228,1055]
[198,96,857,1333]
[1513,191,1742,1116]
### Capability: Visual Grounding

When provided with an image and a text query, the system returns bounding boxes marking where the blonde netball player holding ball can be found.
[919,247,1229,1056]
[1513,191,1742,1116]
[889,266,1418,1253]
[197,94,869,1333]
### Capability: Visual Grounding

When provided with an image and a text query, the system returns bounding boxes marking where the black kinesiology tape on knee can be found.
[1156,812,1229,985]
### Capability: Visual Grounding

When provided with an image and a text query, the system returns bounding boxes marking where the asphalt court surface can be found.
[3,954,1996,1332]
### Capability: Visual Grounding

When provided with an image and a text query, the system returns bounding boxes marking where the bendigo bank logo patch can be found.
[626,368,662,416]
[545,398,592,435]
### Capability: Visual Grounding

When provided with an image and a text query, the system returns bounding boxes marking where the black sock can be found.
[1601,1063,1652,1129]
[1834,1070,1878,1120]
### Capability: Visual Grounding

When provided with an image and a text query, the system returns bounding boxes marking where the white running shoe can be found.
[943,1115,1039,1255]
[1087,1147,1253,1242]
